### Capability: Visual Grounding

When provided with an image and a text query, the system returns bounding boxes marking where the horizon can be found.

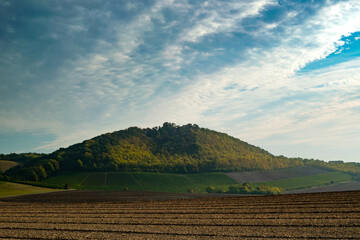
[0,0,359,163]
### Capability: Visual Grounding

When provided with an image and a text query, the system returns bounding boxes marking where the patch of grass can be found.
[252,172,352,190]
[0,181,62,198]
[42,172,237,193]
[13,181,64,189]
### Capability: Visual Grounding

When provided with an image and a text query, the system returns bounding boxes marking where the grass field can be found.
[43,172,237,193]
[42,171,355,193]
[253,172,353,190]
[286,181,360,193]
[226,166,329,183]
[0,181,62,198]
[0,160,19,172]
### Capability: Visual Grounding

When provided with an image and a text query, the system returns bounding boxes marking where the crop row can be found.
[1,217,359,226]
[0,224,359,239]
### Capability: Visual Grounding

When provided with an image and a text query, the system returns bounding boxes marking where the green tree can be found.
[25,169,39,182]
[33,166,47,180]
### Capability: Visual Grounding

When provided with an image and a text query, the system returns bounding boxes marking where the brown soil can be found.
[0,190,359,239]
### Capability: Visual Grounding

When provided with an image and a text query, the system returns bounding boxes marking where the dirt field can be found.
[0,190,359,239]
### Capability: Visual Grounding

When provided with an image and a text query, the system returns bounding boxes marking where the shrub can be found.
[206,186,216,193]
[207,183,283,195]
[187,188,194,193]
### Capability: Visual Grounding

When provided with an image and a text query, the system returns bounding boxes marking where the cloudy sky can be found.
[0,0,359,162]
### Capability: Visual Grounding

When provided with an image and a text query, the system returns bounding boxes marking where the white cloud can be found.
[180,0,271,43]
[162,45,183,69]
[159,0,272,70]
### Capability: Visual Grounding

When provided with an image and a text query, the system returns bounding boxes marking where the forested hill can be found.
[52,122,304,172]
[2,123,307,181]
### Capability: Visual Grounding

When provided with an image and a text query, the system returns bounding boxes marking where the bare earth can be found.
[0,190,359,239]
[226,166,329,183]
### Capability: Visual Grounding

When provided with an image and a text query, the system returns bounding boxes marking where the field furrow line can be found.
[1,209,359,215]
[106,203,357,209]
[1,214,358,220]
[0,221,359,228]
[0,226,358,239]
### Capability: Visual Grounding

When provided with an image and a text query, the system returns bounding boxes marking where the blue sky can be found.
[0,0,360,162]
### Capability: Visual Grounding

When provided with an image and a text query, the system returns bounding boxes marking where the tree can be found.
[33,166,47,180]
[43,161,55,173]
[25,169,39,182]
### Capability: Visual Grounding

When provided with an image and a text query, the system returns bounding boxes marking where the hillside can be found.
[225,166,329,183]
[2,123,305,181]
[41,172,238,193]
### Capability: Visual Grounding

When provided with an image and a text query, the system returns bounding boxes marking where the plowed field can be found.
[0,191,359,239]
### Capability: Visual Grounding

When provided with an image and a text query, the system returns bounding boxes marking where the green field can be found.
[43,172,238,193]
[253,172,352,190]
[0,181,62,198]
[42,171,354,193]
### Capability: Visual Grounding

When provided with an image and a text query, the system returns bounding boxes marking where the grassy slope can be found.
[252,172,352,190]
[0,181,62,198]
[285,181,360,193]
[43,172,237,193]
[42,168,355,194]
[0,160,19,172]
[226,166,329,183]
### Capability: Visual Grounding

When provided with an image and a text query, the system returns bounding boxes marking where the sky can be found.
[0,0,359,162]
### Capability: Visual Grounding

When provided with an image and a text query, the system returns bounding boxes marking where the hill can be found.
[2,123,306,181]
[52,123,305,172]
[1,123,359,183]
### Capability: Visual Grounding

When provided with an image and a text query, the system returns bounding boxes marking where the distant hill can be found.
[1,123,359,182]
